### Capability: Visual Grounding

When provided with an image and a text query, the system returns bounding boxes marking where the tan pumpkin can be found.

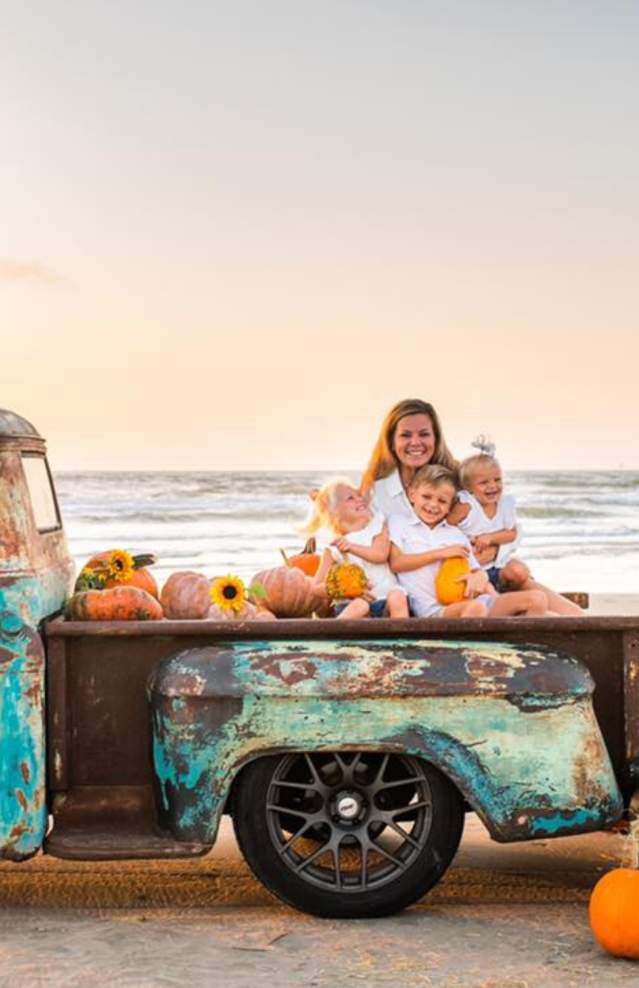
[65,586,163,621]
[252,565,325,618]
[160,571,211,619]
[207,601,277,622]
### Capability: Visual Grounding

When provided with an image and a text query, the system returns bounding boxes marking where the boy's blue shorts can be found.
[486,566,501,590]
[334,598,388,618]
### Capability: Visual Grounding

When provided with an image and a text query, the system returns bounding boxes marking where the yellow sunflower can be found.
[107,549,135,583]
[210,574,247,613]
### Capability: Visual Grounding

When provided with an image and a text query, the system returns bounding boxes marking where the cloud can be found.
[0,260,64,284]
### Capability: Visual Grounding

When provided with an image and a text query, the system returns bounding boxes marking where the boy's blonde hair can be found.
[408,464,459,493]
[300,478,360,537]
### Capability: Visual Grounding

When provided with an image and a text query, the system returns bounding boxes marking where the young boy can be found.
[388,465,549,619]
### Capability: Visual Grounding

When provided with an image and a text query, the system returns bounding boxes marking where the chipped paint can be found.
[149,639,623,848]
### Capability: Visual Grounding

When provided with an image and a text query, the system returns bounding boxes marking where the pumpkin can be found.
[65,586,163,621]
[161,571,211,619]
[435,557,471,605]
[252,565,325,618]
[589,868,639,959]
[281,538,321,578]
[75,550,159,599]
[207,601,277,621]
[326,561,368,599]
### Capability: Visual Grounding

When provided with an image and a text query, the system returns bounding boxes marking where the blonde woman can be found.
[361,399,457,521]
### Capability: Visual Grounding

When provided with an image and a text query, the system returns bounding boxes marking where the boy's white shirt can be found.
[371,471,415,522]
[388,512,479,618]
[329,509,402,598]
[456,491,519,569]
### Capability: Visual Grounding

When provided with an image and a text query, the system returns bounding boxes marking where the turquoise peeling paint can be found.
[0,617,47,859]
[150,641,623,848]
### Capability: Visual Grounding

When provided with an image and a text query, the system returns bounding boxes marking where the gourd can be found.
[589,868,639,959]
[65,586,163,621]
[435,558,471,605]
[75,550,159,598]
[326,561,368,600]
[252,566,325,618]
[160,571,211,619]
[207,602,277,621]
[280,538,321,578]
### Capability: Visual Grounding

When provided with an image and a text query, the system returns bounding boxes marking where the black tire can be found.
[233,750,464,918]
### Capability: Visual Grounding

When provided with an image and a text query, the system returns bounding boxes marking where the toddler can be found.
[449,441,581,617]
[389,465,550,618]
[302,479,409,619]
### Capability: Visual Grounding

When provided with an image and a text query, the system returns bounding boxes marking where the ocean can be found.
[54,470,639,594]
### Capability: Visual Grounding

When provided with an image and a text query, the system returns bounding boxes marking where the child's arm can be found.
[390,540,470,574]
[473,527,518,552]
[447,501,471,525]
[313,548,334,586]
[332,526,390,564]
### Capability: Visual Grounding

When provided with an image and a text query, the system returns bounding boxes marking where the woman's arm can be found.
[389,541,470,573]
[447,501,471,525]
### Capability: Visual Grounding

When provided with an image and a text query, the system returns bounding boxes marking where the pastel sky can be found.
[2,1,638,471]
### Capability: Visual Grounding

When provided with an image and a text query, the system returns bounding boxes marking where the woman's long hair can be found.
[361,399,457,494]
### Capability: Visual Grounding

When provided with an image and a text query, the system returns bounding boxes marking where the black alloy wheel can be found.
[233,750,464,918]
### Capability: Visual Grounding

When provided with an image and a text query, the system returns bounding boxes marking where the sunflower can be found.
[210,574,247,613]
[107,549,135,583]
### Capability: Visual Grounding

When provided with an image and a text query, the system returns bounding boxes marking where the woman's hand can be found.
[472,533,493,552]
[438,543,470,560]
[472,543,498,566]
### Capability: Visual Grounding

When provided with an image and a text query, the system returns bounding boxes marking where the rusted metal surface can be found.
[623,631,639,770]
[148,639,623,849]
[0,614,47,860]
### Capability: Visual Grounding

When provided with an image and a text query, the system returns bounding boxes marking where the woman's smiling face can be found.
[392,414,436,471]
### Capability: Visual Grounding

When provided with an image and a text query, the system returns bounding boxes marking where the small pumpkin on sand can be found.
[65,586,163,621]
[435,558,471,605]
[589,868,639,959]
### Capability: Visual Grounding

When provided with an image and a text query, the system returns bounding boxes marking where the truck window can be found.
[21,455,61,532]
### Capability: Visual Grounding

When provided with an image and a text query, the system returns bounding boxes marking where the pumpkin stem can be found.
[303,538,317,555]
[133,553,157,570]
[280,549,290,567]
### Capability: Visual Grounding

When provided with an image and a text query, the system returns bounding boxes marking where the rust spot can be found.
[16,789,28,812]
[20,761,31,784]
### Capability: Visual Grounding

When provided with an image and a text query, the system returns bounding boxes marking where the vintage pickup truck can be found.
[1,408,638,918]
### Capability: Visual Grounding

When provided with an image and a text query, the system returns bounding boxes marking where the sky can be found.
[1,1,638,471]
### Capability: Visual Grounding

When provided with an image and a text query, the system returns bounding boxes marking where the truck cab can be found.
[1,407,636,918]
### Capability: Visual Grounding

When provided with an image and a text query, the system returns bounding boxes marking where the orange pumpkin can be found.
[252,566,325,618]
[281,538,321,578]
[65,586,163,621]
[435,557,471,605]
[76,550,159,598]
[160,571,211,619]
[589,868,639,959]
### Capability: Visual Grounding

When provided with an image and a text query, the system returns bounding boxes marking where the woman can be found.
[361,399,457,520]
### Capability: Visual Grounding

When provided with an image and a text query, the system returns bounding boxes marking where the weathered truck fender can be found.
[0,614,47,860]
[148,639,623,847]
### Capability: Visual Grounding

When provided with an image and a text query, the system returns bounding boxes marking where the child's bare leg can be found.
[442,599,489,618]
[523,580,582,616]
[500,558,530,589]
[336,598,370,619]
[490,590,547,617]
[387,589,409,618]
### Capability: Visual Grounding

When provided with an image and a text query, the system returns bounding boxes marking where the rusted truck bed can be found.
[44,614,639,862]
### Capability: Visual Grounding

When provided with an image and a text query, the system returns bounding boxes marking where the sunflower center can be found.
[223,585,238,600]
